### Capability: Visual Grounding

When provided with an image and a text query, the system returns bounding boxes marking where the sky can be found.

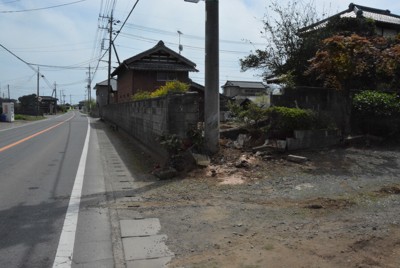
[0,0,399,104]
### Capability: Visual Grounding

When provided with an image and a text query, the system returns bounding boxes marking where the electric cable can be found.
[0,0,87,13]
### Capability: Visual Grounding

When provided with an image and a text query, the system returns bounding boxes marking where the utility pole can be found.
[87,65,92,112]
[204,0,220,154]
[107,11,113,105]
[99,12,119,105]
[184,0,220,154]
[7,84,10,99]
[37,67,40,116]
[54,82,58,114]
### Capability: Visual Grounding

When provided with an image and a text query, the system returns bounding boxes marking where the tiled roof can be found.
[94,78,117,91]
[299,3,400,34]
[342,3,400,25]
[112,41,198,76]
[222,81,267,89]
[40,96,58,101]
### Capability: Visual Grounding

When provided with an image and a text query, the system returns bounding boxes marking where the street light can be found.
[177,30,183,54]
[185,0,219,154]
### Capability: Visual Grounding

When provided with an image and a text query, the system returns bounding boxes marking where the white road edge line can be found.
[53,116,90,268]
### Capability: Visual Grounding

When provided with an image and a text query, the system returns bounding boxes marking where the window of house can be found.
[157,71,178,81]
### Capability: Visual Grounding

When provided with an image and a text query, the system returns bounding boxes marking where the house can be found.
[222,80,270,108]
[111,40,198,103]
[300,3,400,37]
[39,96,58,114]
[222,81,269,98]
[93,78,117,107]
[189,80,232,121]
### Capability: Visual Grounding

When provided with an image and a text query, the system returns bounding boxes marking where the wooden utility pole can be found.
[87,65,92,112]
[107,11,113,105]
[37,67,40,116]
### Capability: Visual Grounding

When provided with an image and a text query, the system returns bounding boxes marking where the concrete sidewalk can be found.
[95,119,174,268]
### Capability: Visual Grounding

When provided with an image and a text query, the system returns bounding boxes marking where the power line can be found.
[118,33,250,55]
[124,22,266,46]
[0,0,87,13]
[0,43,37,73]
[92,0,140,81]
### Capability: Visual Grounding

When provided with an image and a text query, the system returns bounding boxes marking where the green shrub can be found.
[132,90,151,101]
[227,101,243,118]
[353,90,400,136]
[266,106,317,137]
[158,134,182,155]
[132,81,190,101]
[227,101,268,126]
[353,90,400,117]
[14,114,45,121]
[238,103,269,126]
[150,81,189,98]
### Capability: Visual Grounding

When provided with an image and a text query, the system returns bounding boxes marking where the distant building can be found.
[94,78,117,106]
[111,40,198,103]
[222,81,269,98]
[39,96,58,114]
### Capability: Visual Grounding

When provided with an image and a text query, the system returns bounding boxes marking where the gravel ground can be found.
[133,144,400,268]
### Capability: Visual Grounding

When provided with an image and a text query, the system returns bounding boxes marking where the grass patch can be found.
[15,114,45,121]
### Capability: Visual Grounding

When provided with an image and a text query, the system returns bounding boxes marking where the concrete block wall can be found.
[102,92,200,159]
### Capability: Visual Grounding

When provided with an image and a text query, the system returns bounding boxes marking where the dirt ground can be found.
[125,138,400,268]
[102,118,400,268]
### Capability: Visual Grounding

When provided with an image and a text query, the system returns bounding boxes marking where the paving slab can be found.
[120,218,161,238]
[122,235,174,261]
[126,256,173,268]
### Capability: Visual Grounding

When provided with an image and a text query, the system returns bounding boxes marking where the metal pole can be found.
[204,0,219,154]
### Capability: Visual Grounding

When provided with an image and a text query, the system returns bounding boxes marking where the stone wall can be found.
[102,92,200,160]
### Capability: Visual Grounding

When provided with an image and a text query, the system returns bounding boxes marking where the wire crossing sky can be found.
[0,0,399,104]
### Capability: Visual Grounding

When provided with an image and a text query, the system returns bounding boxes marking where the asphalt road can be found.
[0,111,113,268]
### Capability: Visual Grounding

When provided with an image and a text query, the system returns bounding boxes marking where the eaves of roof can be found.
[112,40,198,76]
[222,80,266,89]
[299,3,400,34]
[127,62,198,72]
[93,78,117,91]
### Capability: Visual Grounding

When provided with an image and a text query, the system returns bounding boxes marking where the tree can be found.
[240,0,323,85]
[376,36,400,91]
[305,33,400,133]
[305,34,380,90]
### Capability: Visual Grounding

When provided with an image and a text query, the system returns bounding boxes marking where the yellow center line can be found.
[0,114,75,153]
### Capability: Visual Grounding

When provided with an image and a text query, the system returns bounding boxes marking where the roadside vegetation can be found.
[14,114,45,121]
[132,81,189,101]
[240,0,400,138]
